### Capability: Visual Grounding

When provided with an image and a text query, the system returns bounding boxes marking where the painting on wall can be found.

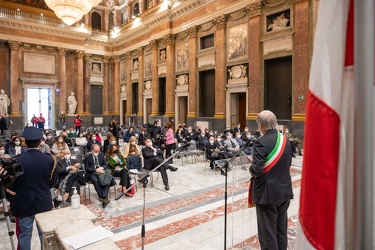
[120,61,127,82]
[144,54,152,77]
[228,23,248,61]
[176,42,189,71]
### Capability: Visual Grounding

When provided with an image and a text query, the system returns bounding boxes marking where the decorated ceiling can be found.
[4,0,49,9]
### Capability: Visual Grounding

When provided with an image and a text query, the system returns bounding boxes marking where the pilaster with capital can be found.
[103,56,110,115]
[104,10,110,32]
[76,50,84,114]
[165,34,175,117]
[150,40,159,116]
[84,53,91,115]
[125,52,132,116]
[137,47,144,117]
[213,15,227,118]
[58,48,68,114]
[187,26,199,118]
[9,41,21,116]
[112,55,120,116]
[247,5,262,120]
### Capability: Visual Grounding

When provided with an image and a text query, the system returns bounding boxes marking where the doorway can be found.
[199,70,215,117]
[178,96,188,125]
[264,56,292,119]
[91,85,103,114]
[158,78,166,115]
[27,88,52,128]
[146,98,152,122]
[230,92,246,128]
[122,100,127,125]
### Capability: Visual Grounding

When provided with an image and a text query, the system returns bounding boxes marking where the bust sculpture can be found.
[67,92,77,115]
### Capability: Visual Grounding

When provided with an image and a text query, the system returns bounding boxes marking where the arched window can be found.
[91,12,101,30]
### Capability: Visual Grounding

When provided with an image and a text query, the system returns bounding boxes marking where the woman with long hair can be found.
[106,144,133,197]
[165,122,175,164]
[51,135,69,158]
[122,136,142,171]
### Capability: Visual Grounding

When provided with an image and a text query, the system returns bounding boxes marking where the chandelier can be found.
[44,0,102,26]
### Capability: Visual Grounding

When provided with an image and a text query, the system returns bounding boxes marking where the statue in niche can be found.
[268,13,289,31]
[160,49,166,61]
[67,92,77,115]
[0,90,10,116]
[133,59,139,68]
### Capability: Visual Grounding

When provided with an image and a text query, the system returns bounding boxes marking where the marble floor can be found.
[0,155,303,250]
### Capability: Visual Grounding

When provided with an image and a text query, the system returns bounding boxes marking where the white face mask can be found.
[217,138,221,142]
[147,142,152,147]
[285,130,289,133]
[15,141,20,145]
[226,136,231,140]
[246,135,251,139]
[79,134,83,137]
[47,136,52,139]
[209,140,214,145]
[64,155,71,160]
[58,139,63,142]
[245,129,248,132]
[0,150,5,154]
[131,141,136,145]
[40,141,45,146]
[236,135,241,138]
[92,137,96,141]
[111,140,116,145]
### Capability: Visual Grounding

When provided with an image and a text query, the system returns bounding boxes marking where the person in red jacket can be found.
[73,115,82,133]
[31,114,38,128]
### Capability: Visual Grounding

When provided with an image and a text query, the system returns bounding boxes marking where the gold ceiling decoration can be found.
[44,0,101,26]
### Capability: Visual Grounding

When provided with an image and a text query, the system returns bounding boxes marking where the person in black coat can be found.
[10,127,58,250]
[149,120,162,148]
[249,110,294,250]
[0,114,7,134]
[142,138,178,191]
[85,144,113,207]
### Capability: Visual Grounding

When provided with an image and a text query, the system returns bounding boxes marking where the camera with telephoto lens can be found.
[0,157,23,181]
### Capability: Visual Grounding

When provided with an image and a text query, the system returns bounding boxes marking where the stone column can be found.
[113,55,120,116]
[213,15,227,119]
[104,10,110,32]
[103,56,110,115]
[187,26,198,118]
[137,47,144,117]
[84,14,89,27]
[247,3,262,120]
[150,40,159,116]
[165,34,175,117]
[293,0,309,121]
[125,52,132,116]
[9,41,21,116]
[76,50,84,115]
[84,53,91,115]
[58,48,68,114]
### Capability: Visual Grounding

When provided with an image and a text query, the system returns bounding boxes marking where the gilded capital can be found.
[84,53,91,60]
[58,48,68,56]
[188,26,199,38]
[76,50,84,58]
[246,1,262,17]
[164,34,176,45]
[213,15,228,29]
[112,55,120,62]
[125,52,132,60]
[103,56,110,63]
[137,47,144,55]
[8,41,21,51]
[150,40,158,49]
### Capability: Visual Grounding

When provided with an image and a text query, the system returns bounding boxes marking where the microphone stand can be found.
[115,143,190,250]
[0,182,16,250]
[221,140,252,250]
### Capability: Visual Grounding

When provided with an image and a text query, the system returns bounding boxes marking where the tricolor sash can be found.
[248,132,287,207]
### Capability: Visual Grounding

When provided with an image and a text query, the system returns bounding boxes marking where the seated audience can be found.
[235,132,245,147]
[284,128,303,156]
[142,139,178,191]
[8,137,27,157]
[75,132,88,147]
[123,127,135,143]
[102,132,114,153]
[61,131,73,147]
[45,132,55,148]
[206,136,228,172]
[67,128,77,138]
[106,145,133,197]
[52,135,69,158]
[223,132,240,157]
[38,137,50,153]
[122,136,142,171]
[86,133,101,151]
[138,128,148,146]
[185,126,196,142]
[84,144,113,207]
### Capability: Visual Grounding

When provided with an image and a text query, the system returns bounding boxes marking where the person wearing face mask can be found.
[86,133,101,151]
[138,128,148,146]
[185,126,196,142]
[223,132,240,157]
[102,132,114,153]
[106,145,133,197]
[283,128,303,156]
[0,145,10,158]
[206,136,227,171]
[233,123,242,134]
[9,136,27,157]
[234,132,245,147]
[123,127,135,143]
[75,131,88,146]
[45,132,55,148]
[241,127,249,140]
[122,136,142,171]
[67,128,77,138]
[38,138,50,154]
[149,120,162,148]
[85,144,114,207]
[52,135,69,158]
[197,131,209,151]
[223,126,233,135]
[142,138,178,191]
[56,149,81,202]
[242,131,255,156]
[104,136,117,153]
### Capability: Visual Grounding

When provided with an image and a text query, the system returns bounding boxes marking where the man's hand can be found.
[95,167,105,174]
[6,188,15,196]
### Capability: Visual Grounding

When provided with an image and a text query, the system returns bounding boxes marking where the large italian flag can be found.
[296,0,355,249]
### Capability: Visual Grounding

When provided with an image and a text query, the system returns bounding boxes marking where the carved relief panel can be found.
[266,10,291,32]
[228,23,248,61]
[120,61,127,82]
[176,42,189,71]
[144,53,152,78]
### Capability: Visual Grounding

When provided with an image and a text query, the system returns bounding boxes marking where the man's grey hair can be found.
[256,110,278,131]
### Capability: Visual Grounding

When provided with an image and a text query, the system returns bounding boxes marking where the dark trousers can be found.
[146,157,169,186]
[65,174,80,195]
[88,174,110,199]
[256,200,290,250]
[166,143,174,159]
[113,168,130,188]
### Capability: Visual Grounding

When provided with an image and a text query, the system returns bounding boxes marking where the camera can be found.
[0,157,23,181]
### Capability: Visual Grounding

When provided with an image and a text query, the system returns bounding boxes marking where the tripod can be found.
[221,140,252,250]
[0,183,16,250]
[115,142,191,250]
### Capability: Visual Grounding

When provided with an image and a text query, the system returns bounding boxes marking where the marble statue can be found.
[0,89,10,116]
[67,92,77,115]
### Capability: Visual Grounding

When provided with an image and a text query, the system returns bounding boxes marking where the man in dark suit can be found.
[84,144,112,207]
[10,127,58,250]
[56,149,81,202]
[142,138,178,191]
[249,110,294,250]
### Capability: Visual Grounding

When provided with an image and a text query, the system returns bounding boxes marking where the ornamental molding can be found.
[228,65,248,80]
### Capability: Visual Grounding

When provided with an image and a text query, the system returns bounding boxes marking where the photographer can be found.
[10,127,58,249]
